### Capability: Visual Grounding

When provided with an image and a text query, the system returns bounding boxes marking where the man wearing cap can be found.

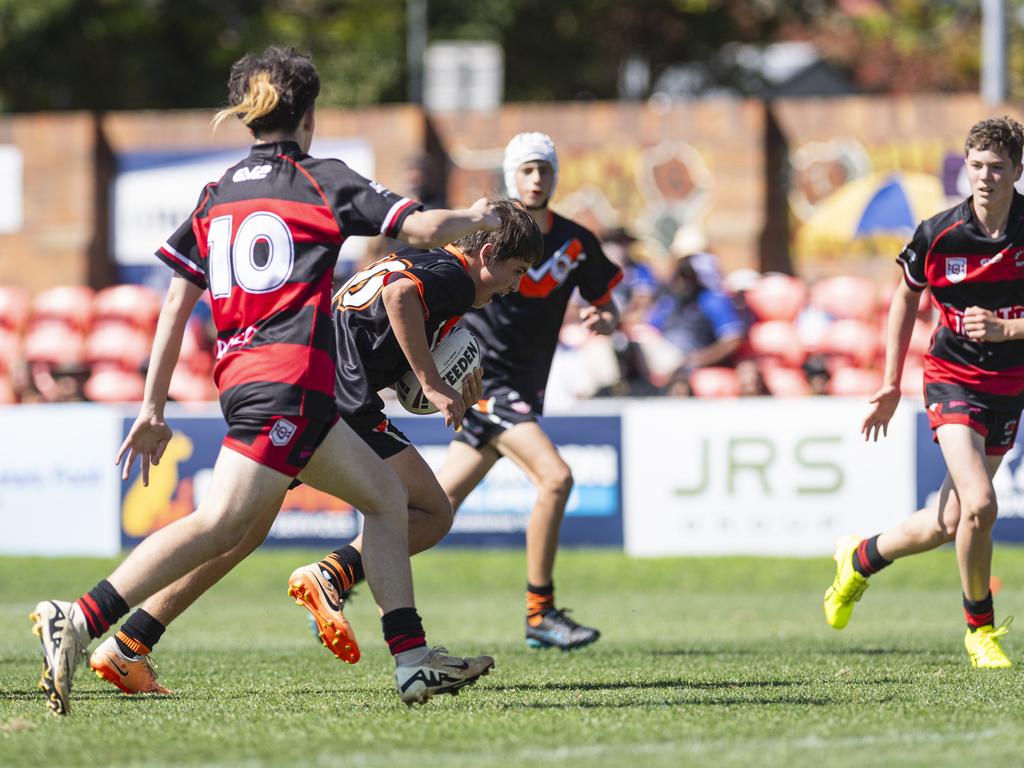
[436,133,622,650]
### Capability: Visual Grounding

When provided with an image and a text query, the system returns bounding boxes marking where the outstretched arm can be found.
[116,275,203,484]
[396,198,500,249]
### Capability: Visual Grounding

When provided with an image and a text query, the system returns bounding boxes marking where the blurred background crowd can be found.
[0,0,1019,406]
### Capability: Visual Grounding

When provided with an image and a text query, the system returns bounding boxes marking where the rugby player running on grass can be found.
[825,116,1024,669]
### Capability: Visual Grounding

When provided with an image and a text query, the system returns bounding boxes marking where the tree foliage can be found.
[0,0,1014,112]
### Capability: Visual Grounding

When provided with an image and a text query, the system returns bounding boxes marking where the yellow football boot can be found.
[823,536,869,629]
[965,617,1013,669]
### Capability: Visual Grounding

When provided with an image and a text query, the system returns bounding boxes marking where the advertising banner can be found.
[0,405,122,556]
[399,415,623,547]
[118,409,622,549]
[623,398,917,556]
[112,138,375,286]
[915,411,1024,543]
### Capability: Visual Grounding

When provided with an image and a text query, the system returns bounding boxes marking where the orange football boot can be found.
[288,563,360,663]
[89,636,172,695]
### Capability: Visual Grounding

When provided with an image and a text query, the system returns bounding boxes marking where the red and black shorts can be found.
[924,381,1024,456]
[224,413,338,477]
[454,388,538,450]
[343,411,412,460]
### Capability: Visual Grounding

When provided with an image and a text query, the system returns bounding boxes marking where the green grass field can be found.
[2,546,1024,767]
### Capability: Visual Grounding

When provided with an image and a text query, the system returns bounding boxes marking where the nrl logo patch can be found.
[946,256,967,283]
[269,418,298,447]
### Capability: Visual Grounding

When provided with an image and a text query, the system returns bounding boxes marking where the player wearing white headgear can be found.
[437,132,623,651]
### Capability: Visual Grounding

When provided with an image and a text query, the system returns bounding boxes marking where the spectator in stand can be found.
[647,254,746,373]
[602,227,660,325]
[736,359,770,397]
[402,152,446,211]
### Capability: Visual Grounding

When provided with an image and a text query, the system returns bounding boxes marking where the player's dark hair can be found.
[965,116,1024,167]
[212,46,320,135]
[454,198,544,268]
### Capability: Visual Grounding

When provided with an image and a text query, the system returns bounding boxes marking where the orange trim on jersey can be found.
[382,270,428,318]
[444,244,470,271]
[589,270,625,306]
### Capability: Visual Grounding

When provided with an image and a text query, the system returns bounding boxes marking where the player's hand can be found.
[860,385,901,442]
[115,411,173,486]
[469,197,500,231]
[462,366,483,408]
[424,381,467,431]
[964,305,1007,341]
[580,305,616,335]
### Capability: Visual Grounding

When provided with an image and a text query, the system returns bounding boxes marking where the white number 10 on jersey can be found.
[207,212,295,298]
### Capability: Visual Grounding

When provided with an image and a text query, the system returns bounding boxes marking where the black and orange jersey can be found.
[332,245,476,420]
[461,211,621,411]
[898,192,1024,396]
[156,141,421,422]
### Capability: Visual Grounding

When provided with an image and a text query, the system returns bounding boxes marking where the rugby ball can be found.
[395,327,481,414]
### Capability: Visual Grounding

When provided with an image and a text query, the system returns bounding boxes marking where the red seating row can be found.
[0,284,164,334]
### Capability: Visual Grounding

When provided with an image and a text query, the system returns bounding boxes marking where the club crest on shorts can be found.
[946,256,967,284]
[269,418,298,447]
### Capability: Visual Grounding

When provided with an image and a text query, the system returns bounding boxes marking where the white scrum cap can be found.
[503,132,559,200]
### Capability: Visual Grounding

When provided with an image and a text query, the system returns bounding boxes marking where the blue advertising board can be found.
[119,412,623,549]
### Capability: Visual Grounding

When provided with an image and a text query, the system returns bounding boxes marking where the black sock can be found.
[381,607,426,655]
[850,535,892,578]
[115,608,166,657]
[319,545,365,593]
[75,580,129,639]
[964,592,995,632]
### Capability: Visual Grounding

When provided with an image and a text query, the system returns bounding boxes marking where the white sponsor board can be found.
[623,398,916,556]
[0,405,122,555]
[0,145,23,233]
[113,138,375,269]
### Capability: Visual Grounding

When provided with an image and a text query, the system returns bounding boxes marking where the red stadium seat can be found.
[763,366,811,397]
[169,366,217,403]
[810,276,877,322]
[743,274,807,322]
[179,321,214,375]
[689,366,740,398]
[23,325,86,366]
[30,285,95,332]
[0,286,31,332]
[827,367,883,396]
[0,375,15,404]
[748,321,805,368]
[820,319,877,369]
[901,365,925,398]
[0,327,21,375]
[85,324,151,371]
[84,369,145,403]
[92,284,162,331]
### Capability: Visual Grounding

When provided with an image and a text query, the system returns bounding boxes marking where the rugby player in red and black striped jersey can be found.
[438,133,623,651]
[31,46,502,714]
[825,116,1024,669]
[79,200,542,699]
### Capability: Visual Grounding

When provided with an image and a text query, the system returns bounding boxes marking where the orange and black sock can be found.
[319,545,364,593]
[964,592,994,632]
[114,608,166,658]
[382,607,426,656]
[851,535,891,578]
[75,580,129,639]
[526,582,554,627]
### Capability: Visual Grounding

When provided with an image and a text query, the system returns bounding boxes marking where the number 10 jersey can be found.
[156,140,421,423]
